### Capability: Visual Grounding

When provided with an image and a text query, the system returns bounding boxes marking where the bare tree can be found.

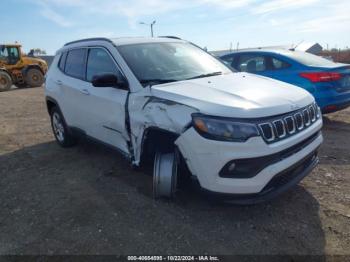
[28,48,47,57]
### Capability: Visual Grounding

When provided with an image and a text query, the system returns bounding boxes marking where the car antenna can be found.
[290,40,304,51]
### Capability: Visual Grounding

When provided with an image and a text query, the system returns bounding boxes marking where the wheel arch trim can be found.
[46,96,74,136]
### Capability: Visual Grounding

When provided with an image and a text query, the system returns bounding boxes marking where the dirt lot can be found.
[0,87,349,256]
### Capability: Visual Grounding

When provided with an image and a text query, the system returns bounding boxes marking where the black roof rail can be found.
[158,36,182,40]
[64,37,113,46]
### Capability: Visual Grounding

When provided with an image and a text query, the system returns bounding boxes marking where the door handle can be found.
[55,80,63,86]
[80,89,90,95]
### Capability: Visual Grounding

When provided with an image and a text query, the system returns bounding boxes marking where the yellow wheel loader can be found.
[0,44,48,91]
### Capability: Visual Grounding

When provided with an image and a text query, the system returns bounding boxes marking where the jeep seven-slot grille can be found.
[258,103,321,143]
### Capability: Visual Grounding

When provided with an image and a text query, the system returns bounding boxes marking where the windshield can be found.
[282,50,339,67]
[117,42,231,86]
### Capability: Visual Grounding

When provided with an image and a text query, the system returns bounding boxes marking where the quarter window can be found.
[58,52,67,71]
[86,48,122,82]
[271,57,289,69]
[65,49,86,79]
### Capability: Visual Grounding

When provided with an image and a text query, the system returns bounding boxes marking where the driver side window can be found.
[0,46,20,65]
[8,47,20,65]
[86,48,124,83]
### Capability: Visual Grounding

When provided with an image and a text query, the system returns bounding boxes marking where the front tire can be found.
[50,107,76,147]
[153,150,178,199]
[25,68,44,87]
[0,71,12,92]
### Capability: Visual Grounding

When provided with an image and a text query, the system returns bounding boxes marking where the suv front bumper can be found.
[175,118,323,196]
[199,151,318,204]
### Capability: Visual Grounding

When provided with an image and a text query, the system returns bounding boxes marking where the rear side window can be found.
[65,49,86,79]
[238,54,266,72]
[86,48,123,82]
[271,57,290,70]
[58,52,67,71]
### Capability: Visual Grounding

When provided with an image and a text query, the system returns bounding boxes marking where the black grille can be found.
[260,123,274,141]
[284,116,295,134]
[273,120,286,138]
[262,152,317,193]
[295,113,303,129]
[303,109,310,126]
[219,131,320,178]
[309,105,316,121]
[258,103,320,143]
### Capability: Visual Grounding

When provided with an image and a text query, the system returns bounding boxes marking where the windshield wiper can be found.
[187,71,223,80]
[140,79,178,87]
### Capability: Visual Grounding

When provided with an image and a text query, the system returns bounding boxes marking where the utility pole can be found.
[140,20,156,37]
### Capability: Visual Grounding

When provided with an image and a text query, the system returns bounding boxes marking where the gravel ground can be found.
[0,87,349,256]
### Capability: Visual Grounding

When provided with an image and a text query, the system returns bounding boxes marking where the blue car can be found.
[220,49,350,113]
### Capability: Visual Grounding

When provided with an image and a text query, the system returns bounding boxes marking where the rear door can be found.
[235,53,268,74]
[259,55,293,81]
[59,48,90,128]
[235,53,298,86]
[79,47,130,154]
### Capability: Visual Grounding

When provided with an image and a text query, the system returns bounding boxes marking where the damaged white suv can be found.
[45,37,323,204]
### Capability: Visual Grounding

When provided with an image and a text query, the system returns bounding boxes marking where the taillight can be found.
[300,72,342,82]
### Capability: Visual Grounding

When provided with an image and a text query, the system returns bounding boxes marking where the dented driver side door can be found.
[79,47,130,154]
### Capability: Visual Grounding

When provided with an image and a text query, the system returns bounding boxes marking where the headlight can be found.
[192,114,260,142]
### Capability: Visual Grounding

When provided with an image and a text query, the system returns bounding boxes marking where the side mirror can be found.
[92,74,127,89]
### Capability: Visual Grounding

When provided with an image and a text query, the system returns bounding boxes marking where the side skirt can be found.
[69,126,131,161]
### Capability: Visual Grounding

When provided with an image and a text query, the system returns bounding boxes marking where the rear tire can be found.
[0,71,12,92]
[50,106,77,148]
[25,68,44,87]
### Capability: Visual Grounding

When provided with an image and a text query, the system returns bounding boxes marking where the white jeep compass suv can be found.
[45,37,323,204]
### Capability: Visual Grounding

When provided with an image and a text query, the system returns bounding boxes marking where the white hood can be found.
[150,72,314,118]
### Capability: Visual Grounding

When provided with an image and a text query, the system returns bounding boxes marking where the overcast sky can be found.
[2,0,350,54]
